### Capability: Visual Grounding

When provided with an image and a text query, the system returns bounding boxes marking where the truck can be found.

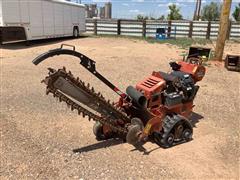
[0,0,86,44]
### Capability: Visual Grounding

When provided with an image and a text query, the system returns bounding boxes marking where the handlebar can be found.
[32,45,127,98]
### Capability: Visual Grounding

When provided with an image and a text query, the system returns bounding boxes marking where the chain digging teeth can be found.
[52,89,127,134]
[43,67,129,135]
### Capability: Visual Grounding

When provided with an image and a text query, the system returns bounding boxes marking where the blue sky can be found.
[79,0,239,19]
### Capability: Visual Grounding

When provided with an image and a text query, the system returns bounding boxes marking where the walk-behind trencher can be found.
[33,45,206,148]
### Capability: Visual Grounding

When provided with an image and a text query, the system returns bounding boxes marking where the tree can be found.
[201,2,221,21]
[158,15,165,20]
[232,3,240,21]
[167,4,183,20]
[136,14,149,20]
[149,17,156,20]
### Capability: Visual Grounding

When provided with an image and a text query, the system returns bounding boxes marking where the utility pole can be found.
[214,0,232,61]
[193,0,199,20]
[197,0,202,20]
[193,0,202,20]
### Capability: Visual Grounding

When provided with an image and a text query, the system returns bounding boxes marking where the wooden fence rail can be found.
[86,19,240,40]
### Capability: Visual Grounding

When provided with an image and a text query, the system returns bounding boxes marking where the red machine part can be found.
[165,101,194,119]
[134,73,166,137]
[178,61,206,82]
[135,63,199,115]
[133,69,196,140]
[136,72,165,106]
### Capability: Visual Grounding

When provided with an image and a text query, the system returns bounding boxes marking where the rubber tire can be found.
[93,122,106,141]
[25,40,31,46]
[165,133,175,147]
[73,28,79,38]
[174,122,184,140]
[160,132,175,148]
[182,128,192,141]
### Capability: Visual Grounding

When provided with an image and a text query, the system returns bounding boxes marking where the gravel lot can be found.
[1,36,239,179]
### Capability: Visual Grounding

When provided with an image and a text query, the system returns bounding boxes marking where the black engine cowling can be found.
[160,69,199,106]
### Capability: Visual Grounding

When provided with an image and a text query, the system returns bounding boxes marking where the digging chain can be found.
[43,67,130,135]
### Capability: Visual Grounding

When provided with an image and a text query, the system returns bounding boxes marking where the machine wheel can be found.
[158,115,193,148]
[131,117,144,129]
[93,122,107,141]
[165,133,175,146]
[126,125,141,145]
[174,122,184,141]
[182,128,192,141]
[126,118,143,145]
[73,27,79,38]
[160,132,175,148]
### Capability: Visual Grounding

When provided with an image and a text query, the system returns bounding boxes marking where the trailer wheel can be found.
[25,40,31,46]
[73,27,79,38]
[0,29,2,45]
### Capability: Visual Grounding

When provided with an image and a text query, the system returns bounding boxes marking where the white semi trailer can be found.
[0,0,85,44]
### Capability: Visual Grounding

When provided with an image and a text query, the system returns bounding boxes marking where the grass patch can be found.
[150,38,211,49]
[89,34,211,49]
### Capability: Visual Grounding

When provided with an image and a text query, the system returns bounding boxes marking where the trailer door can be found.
[19,0,30,24]
[78,7,85,32]
[63,5,72,35]
[29,1,43,38]
[2,1,21,24]
[43,1,54,36]
[71,6,78,24]
[0,1,2,26]
[54,3,64,35]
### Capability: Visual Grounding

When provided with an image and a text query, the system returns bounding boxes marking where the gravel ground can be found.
[1,37,239,179]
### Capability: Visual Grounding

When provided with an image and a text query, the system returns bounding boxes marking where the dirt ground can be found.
[1,36,239,179]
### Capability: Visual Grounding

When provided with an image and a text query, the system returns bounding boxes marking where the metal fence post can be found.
[117,19,121,35]
[189,21,193,38]
[94,19,97,35]
[167,20,172,38]
[142,20,146,38]
[88,19,237,39]
[227,20,232,40]
[206,21,211,39]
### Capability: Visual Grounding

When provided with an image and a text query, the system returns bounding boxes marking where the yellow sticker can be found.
[144,123,152,135]
[193,66,198,73]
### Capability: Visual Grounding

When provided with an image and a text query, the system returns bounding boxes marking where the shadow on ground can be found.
[72,112,204,154]
[190,112,204,128]
[72,138,124,153]
[130,142,161,155]
[72,139,159,155]
[0,36,89,50]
